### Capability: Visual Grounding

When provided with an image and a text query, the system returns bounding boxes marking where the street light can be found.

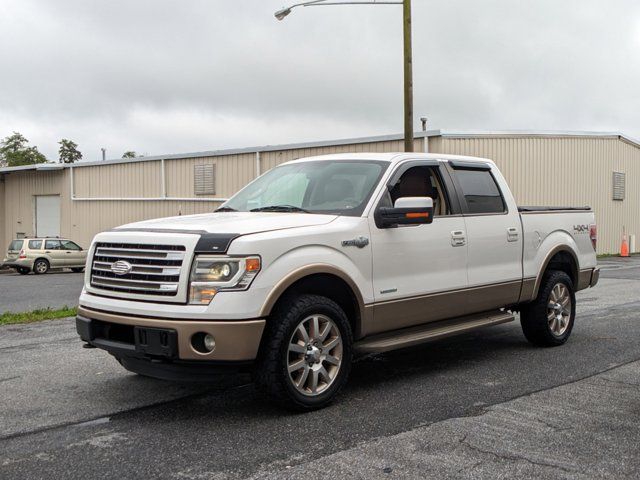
[275,0,415,152]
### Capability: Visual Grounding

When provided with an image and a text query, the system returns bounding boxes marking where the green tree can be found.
[122,151,137,158]
[58,139,82,164]
[0,132,47,167]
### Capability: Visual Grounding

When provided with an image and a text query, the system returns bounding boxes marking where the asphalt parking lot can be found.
[0,270,84,313]
[1,257,639,479]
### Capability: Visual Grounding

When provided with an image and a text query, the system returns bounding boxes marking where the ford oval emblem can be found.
[111,260,133,276]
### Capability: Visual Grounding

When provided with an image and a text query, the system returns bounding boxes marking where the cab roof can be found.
[283,152,495,166]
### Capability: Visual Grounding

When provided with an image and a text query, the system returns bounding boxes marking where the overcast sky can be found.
[1,0,639,161]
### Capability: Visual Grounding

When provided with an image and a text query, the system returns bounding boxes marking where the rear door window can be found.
[45,240,62,250]
[8,240,23,251]
[28,240,43,249]
[455,169,506,214]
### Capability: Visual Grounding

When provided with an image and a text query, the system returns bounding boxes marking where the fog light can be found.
[204,334,216,352]
[191,332,216,354]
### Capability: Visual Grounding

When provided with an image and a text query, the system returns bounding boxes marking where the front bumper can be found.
[76,306,266,362]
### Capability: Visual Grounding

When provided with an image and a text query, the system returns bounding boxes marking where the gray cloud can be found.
[1,0,638,161]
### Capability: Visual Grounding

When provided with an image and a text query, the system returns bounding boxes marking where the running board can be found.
[354,310,515,354]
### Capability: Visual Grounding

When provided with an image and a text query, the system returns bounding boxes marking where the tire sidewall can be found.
[539,271,576,345]
[275,296,353,409]
[34,260,49,274]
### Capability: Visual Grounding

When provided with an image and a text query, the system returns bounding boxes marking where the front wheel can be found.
[520,270,575,347]
[254,294,353,411]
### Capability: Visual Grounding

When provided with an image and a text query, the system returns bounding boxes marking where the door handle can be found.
[451,230,466,247]
[507,227,519,242]
[45,251,51,253]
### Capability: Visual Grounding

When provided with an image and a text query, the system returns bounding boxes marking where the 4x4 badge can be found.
[342,236,369,249]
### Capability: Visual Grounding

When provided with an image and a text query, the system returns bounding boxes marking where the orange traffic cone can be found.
[620,234,630,257]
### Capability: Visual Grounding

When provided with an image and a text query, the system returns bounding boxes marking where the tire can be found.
[33,259,49,275]
[17,267,30,275]
[253,294,353,411]
[520,270,575,347]
[71,267,84,273]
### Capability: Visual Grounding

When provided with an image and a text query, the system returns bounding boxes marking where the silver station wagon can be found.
[2,237,87,274]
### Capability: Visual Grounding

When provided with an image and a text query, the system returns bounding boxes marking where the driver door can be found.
[367,161,468,335]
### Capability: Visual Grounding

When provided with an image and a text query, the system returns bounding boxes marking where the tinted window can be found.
[61,240,81,251]
[8,240,23,251]
[45,240,62,250]
[455,169,505,214]
[28,240,43,249]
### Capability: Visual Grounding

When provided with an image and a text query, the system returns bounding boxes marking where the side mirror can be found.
[377,197,434,228]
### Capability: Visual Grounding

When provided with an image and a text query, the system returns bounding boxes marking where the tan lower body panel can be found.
[355,310,515,354]
[369,280,521,336]
[77,306,265,361]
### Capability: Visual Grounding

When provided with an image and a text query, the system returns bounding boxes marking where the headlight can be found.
[189,255,261,305]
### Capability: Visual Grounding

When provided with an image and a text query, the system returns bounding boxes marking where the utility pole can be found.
[403,0,413,152]
[275,0,414,152]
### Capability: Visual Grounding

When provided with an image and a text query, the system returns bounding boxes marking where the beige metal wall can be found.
[437,136,639,254]
[0,134,636,256]
[0,178,5,255]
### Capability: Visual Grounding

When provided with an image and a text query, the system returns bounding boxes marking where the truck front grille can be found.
[90,242,186,297]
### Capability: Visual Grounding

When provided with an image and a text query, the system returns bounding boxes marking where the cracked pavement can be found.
[1,257,640,479]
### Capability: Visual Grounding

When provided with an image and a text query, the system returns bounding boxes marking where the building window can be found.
[194,164,216,195]
[613,172,625,201]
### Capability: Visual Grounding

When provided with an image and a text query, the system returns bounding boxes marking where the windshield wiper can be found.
[250,205,310,213]
[214,206,237,212]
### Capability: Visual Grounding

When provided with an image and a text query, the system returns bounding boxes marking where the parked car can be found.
[76,153,598,410]
[2,237,87,274]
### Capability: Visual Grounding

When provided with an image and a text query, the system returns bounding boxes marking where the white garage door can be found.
[35,195,61,237]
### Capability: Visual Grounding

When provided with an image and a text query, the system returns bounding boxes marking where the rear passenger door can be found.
[448,161,523,312]
[44,239,63,267]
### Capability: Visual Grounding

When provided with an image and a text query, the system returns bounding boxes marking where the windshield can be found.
[221,160,389,216]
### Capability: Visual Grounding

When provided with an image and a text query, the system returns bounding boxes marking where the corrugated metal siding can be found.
[436,136,640,254]
[2,170,66,252]
[74,161,162,198]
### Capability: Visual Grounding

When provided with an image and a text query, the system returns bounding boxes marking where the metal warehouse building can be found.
[0,130,638,256]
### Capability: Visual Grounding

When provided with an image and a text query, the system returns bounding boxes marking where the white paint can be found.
[35,195,61,237]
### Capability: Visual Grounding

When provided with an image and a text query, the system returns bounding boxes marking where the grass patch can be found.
[0,306,77,326]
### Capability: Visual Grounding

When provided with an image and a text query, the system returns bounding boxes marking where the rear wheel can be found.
[71,267,84,273]
[520,270,575,347]
[33,259,49,275]
[254,294,353,411]
[17,267,30,275]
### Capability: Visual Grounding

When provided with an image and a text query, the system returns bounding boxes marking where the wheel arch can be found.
[531,246,579,300]
[259,264,369,339]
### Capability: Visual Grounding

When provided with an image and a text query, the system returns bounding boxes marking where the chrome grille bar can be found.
[90,242,185,297]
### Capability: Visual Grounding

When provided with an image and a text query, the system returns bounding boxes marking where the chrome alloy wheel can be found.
[35,261,48,274]
[547,283,571,336]
[287,314,343,396]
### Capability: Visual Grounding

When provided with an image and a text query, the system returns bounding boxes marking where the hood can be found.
[114,211,338,235]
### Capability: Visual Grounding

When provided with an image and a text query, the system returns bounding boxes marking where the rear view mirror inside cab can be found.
[377,196,434,228]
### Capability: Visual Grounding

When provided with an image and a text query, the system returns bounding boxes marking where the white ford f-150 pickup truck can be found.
[77,153,599,409]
